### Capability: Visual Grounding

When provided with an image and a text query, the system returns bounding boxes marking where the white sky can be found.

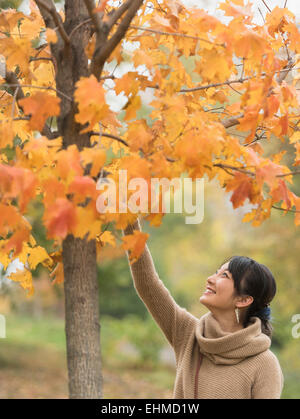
[183,0,300,20]
[19,0,300,19]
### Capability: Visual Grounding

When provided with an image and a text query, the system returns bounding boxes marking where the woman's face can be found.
[199,262,237,311]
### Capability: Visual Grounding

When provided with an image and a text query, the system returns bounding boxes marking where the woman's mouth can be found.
[204,287,216,295]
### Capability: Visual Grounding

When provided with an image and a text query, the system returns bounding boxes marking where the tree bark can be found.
[63,235,102,399]
[54,0,101,398]
[35,0,144,398]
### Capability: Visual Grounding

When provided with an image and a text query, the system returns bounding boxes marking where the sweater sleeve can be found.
[122,218,197,351]
[251,350,284,399]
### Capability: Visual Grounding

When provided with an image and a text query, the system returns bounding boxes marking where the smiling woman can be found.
[199,256,276,336]
[123,218,284,399]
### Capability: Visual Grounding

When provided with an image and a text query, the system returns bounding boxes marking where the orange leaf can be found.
[74,75,110,133]
[94,0,109,13]
[43,198,77,239]
[122,230,149,264]
[19,92,61,131]
[124,95,142,121]
[225,172,259,208]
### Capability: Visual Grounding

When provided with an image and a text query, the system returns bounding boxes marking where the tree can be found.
[0,0,299,399]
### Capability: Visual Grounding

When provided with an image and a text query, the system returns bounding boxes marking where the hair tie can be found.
[256,306,271,321]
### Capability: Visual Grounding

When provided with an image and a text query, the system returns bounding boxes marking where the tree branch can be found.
[272,205,300,213]
[107,0,134,30]
[128,25,225,47]
[83,0,102,34]
[91,0,144,79]
[89,131,129,147]
[35,0,70,45]
[261,0,271,13]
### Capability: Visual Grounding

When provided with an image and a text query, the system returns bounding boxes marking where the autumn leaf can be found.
[225,172,260,208]
[50,262,64,285]
[98,230,116,247]
[94,0,109,13]
[123,95,142,121]
[74,75,110,133]
[8,268,34,297]
[45,28,58,44]
[28,245,52,270]
[122,230,149,264]
[19,92,61,131]
[43,198,77,239]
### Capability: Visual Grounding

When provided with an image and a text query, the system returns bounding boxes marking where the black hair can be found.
[221,255,276,338]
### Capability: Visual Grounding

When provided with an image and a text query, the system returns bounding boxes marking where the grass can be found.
[1,313,299,399]
[0,313,174,399]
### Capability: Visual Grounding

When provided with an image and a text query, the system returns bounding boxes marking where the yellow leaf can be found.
[45,28,58,44]
[121,230,149,264]
[290,131,300,144]
[99,230,116,247]
[19,92,61,132]
[124,95,142,121]
[28,245,52,270]
[8,268,34,297]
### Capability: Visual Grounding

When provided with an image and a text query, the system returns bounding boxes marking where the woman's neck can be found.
[210,309,244,333]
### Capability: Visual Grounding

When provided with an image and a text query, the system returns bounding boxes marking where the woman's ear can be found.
[236,295,253,309]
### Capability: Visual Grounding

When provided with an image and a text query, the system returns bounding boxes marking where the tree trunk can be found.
[52,0,102,398]
[63,235,102,399]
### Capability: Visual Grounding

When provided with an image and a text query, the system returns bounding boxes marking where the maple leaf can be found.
[80,148,106,178]
[234,29,268,60]
[7,268,34,297]
[19,92,61,132]
[68,176,97,204]
[74,75,110,133]
[45,28,58,44]
[225,172,260,208]
[94,0,109,13]
[28,245,52,270]
[98,230,116,247]
[123,95,142,121]
[43,198,77,239]
[121,230,149,264]
[50,262,64,285]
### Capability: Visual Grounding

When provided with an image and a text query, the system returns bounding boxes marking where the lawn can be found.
[0,314,174,399]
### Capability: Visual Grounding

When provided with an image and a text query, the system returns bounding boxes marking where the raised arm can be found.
[122,217,197,351]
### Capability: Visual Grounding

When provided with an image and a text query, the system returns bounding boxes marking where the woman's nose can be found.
[207,275,215,284]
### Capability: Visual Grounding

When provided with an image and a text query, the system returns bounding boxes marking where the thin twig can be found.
[213,163,255,177]
[91,0,144,78]
[11,86,19,120]
[35,0,70,45]
[69,18,92,39]
[272,205,300,213]
[258,7,265,23]
[128,24,225,47]
[107,0,132,30]
[261,0,271,13]
[83,0,102,34]
[276,170,300,177]
[1,83,72,102]
[90,131,129,147]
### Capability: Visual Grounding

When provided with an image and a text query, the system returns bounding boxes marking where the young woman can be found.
[122,218,284,399]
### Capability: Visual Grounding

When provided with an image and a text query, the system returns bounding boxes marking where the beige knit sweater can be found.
[123,220,284,399]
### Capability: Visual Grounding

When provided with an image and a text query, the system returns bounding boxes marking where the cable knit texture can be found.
[123,221,284,399]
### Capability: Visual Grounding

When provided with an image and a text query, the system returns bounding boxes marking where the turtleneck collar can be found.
[195,311,271,365]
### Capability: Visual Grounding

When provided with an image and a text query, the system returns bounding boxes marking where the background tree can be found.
[0,0,299,399]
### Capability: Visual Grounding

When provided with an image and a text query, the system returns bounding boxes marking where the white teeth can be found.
[205,288,215,294]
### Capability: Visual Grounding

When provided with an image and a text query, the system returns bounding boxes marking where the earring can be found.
[235,307,239,324]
